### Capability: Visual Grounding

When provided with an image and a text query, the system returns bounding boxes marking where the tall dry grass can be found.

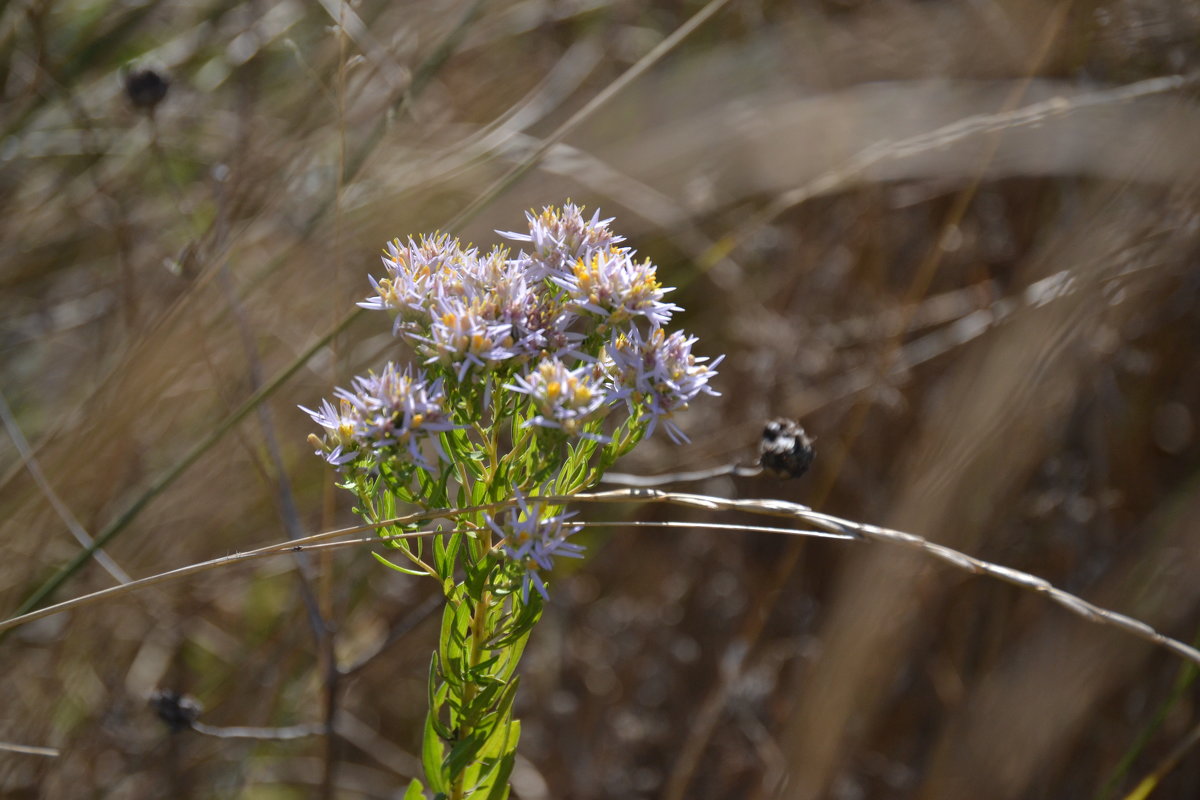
[2,0,1200,797]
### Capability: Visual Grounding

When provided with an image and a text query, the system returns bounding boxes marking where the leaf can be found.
[372,551,427,577]
[491,593,543,649]
[467,655,502,681]
[446,730,486,779]
[495,627,533,682]
[427,656,455,740]
[422,711,449,794]
[403,778,426,800]
[438,602,457,663]
[480,722,521,800]
[481,678,520,737]
[434,532,464,581]
[464,558,491,597]
[471,478,489,506]
[460,681,504,727]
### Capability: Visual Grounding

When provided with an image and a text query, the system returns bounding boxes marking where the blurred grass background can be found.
[3,0,1200,797]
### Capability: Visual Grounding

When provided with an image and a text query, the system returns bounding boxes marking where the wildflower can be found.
[359,233,478,329]
[502,289,582,360]
[300,397,360,467]
[474,253,581,359]
[487,493,586,602]
[302,363,456,471]
[552,246,680,327]
[460,244,515,296]
[604,326,723,443]
[499,202,624,280]
[506,357,610,439]
[410,294,520,381]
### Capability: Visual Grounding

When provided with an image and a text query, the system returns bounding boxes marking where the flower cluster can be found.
[303,203,723,579]
[345,202,721,444]
[301,363,455,472]
[486,493,585,601]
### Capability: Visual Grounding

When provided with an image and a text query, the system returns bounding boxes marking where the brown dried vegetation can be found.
[2,1,1200,798]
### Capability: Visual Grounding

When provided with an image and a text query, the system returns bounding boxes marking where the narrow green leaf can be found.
[435,532,463,580]
[372,551,427,577]
[446,731,485,779]
[438,602,457,664]
[467,655,502,679]
[491,594,542,649]
[428,653,442,709]
[464,560,490,598]
[481,722,521,800]
[403,778,426,800]
[495,627,533,682]
[471,478,489,506]
[488,679,520,734]
[422,711,449,794]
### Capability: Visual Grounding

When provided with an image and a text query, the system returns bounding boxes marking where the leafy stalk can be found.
[302,204,721,795]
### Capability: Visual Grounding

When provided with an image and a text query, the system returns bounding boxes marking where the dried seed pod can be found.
[124,68,169,111]
[759,418,814,479]
[149,689,202,732]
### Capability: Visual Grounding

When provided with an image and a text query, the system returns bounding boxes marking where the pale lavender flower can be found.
[551,246,680,328]
[604,326,723,443]
[498,203,624,280]
[471,253,579,358]
[487,492,586,602]
[506,357,610,439]
[303,363,456,471]
[460,244,514,296]
[410,294,520,381]
[496,274,586,361]
[359,233,478,328]
[300,397,360,467]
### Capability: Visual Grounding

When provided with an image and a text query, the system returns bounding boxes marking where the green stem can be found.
[449,589,494,800]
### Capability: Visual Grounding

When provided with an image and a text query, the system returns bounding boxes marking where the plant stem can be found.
[449,589,494,800]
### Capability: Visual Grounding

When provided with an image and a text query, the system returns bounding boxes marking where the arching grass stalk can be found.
[302,204,722,798]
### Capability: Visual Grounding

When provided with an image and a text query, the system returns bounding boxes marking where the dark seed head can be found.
[149,689,201,732]
[124,68,169,111]
[759,418,815,479]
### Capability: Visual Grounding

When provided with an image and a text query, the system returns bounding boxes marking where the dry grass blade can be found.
[703,70,1200,272]
[0,389,131,585]
[0,522,437,636]
[10,486,1188,681]
[568,489,1200,670]
[0,742,60,758]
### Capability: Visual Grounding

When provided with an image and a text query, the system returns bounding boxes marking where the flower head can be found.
[499,202,624,280]
[604,327,723,443]
[301,397,361,467]
[301,363,456,471]
[506,357,611,439]
[411,294,520,381]
[487,492,585,601]
[359,233,477,327]
[552,246,679,327]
